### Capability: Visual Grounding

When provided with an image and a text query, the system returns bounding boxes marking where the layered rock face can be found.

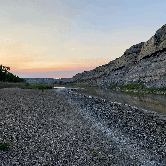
[69,24,166,88]
[139,24,166,60]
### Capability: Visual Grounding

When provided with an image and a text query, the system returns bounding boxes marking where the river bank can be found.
[0,88,143,165]
[54,88,166,166]
[0,87,166,165]
[68,87,166,115]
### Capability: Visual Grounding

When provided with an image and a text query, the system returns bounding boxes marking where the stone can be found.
[139,24,166,60]
[68,24,166,88]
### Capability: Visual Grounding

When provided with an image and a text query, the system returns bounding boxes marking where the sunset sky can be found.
[0,0,165,78]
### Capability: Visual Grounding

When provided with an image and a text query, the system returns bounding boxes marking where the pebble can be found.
[0,87,166,165]
[0,88,144,165]
[57,88,166,165]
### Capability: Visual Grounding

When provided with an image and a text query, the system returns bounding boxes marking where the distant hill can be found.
[69,24,166,88]
[23,78,71,84]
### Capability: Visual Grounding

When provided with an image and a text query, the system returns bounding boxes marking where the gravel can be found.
[57,88,166,166]
[0,88,166,165]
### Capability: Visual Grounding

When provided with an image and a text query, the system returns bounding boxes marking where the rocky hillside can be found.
[23,78,71,84]
[69,24,166,88]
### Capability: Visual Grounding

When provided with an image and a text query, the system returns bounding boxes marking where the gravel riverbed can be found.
[56,88,166,166]
[0,88,166,165]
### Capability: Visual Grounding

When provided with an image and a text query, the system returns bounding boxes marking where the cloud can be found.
[70,48,75,51]
[10,56,111,72]
[40,0,97,20]
[0,0,74,35]
[13,70,86,78]
[0,42,46,70]
[0,38,130,75]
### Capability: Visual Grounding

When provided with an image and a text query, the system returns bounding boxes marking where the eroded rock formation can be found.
[69,24,166,88]
[139,24,166,60]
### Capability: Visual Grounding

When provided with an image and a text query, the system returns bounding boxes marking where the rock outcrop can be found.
[139,24,166,60]
[69,24,166,88]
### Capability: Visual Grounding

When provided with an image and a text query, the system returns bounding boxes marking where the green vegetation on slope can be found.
[0,64,53,91]
[0,142,10,151]
[0,82,53,91]
[0,64,25,83]
[108,83,145,90]
[22,83,53,92]
[120,83,145,90]
[108,83,166,96]
[108,83,166,91]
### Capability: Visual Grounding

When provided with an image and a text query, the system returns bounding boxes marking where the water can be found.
[71,88,166,115]
[52,86,166,165]
[53,87,85,93]
[53,86,165,165]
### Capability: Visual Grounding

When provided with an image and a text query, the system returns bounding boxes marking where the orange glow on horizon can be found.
[10,66,97,73]
[1,41,113,78]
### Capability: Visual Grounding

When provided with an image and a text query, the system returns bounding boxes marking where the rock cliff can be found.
[69,24,166,88]
[139,24,166,60]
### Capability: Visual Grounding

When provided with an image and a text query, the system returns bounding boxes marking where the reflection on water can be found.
[53,86,85,93]
[53,87,85,90]
[73,88,166,115]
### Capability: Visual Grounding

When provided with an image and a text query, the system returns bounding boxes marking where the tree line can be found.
[0,64,25,83]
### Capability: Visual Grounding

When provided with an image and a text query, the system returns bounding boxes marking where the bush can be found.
[108,83,118,89]
[120,83,145,90]
[33,84,53,92]
[0,143,10,151]
[0,64,25,83]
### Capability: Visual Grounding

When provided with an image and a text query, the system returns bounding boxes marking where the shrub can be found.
[0,142,10,151]
[120,83,145,90]
[34,84,52,92]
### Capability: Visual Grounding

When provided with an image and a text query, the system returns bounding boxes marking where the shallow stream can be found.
[73,88,166,115]
[53,87,166,115]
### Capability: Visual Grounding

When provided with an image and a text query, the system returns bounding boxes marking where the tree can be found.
[0,64,10,81]
[0,64,10,73]
[0,64,25,83]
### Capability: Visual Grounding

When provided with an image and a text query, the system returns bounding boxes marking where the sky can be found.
[0,0,165,78]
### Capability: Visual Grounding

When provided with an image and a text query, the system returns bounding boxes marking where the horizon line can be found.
[21,77,72,79]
